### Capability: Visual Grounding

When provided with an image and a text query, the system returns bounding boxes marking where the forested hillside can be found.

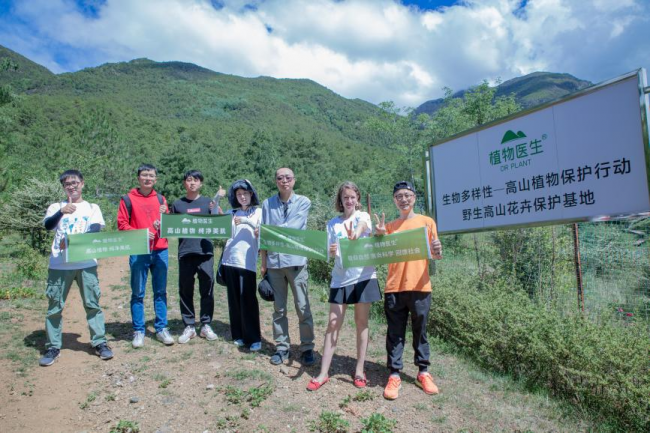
[0,45,402,202]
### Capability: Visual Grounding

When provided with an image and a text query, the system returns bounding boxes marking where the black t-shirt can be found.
[171,196,214,258]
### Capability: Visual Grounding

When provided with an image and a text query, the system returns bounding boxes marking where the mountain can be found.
[414,72,592,116]
[0,45,56,92]
[0,45,394,201]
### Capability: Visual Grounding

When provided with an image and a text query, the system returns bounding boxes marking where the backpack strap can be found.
[122,193,164,221]
[121,195,132,221]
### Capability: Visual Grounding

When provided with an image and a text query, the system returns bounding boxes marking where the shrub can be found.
[429,271,650,431]
[9,242,48,282]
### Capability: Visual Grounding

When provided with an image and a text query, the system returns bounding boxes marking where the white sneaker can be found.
[200,324,218,341]
[233,339,244,347]
[178,326,196,344]
[132,331,145,348]
[156,328,175,345]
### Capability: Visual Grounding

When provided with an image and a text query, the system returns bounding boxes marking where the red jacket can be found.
[117,188,169,251]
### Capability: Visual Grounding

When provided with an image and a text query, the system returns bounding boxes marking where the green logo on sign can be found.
[501,130,527,144]
[489,129,546,170]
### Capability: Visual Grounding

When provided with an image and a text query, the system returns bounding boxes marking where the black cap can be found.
[257,274,275,302]
[393,181,416,195]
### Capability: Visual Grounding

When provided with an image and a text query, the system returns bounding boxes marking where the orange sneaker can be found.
[416,372,439,395]
[383,375,401,400]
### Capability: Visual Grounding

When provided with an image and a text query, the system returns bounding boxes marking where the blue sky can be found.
[0,0,648,107]
[401,0,459,10]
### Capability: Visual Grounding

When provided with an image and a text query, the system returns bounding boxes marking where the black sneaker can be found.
[39,347,60,367]
[301,349,316,366]
[94,343,114,360]
[270,350,290,365]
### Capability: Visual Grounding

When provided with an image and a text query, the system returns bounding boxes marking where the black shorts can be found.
[329,278,382,305]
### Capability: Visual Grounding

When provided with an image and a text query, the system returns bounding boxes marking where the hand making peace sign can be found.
[344,221,358,240]
[373,212,386,235]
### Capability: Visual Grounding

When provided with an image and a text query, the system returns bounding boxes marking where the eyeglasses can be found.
[139,173,156,179]
[63,181,80,188]
[394,193,415,201]
[276,175,294,182]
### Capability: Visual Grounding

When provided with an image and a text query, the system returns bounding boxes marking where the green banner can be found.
[161,213,232,239]
[340,227,431,267]
[66,229,150,262]
[259,224,328,261]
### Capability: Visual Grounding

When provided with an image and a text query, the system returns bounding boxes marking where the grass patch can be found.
[0,309,43,376]
[352,389,375,402]
[110,420,140,433]
[360,413,397,433]
[308,411,349,433]
[227,368,273,382]
[0,287,44,300]
[224,386,245,405]
[80,391,98,410]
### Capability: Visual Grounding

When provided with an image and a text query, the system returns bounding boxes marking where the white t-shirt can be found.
[45,201,105,270]
[222,207,262,273]
[327,210,377,288]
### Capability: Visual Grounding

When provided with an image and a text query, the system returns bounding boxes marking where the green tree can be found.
[364,102,429,190]
[0,57,20,194]
[426,80,520,141]
[0,178,61,253]
[156,139,194,202]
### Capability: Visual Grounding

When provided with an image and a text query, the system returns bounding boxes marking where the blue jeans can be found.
[129,249,168,332]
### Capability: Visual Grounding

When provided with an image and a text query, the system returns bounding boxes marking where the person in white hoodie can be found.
[221,179,263,351]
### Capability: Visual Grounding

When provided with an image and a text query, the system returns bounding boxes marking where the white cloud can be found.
[0,0,648,107]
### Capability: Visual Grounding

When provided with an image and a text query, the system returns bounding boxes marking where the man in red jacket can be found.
[117,164,174,348]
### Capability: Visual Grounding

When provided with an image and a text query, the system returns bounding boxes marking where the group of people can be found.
[38,164,443,400]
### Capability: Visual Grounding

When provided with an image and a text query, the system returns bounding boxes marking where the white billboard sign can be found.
[428,70,650,234]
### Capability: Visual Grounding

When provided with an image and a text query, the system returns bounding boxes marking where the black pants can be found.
[385,291,431,372]
[179,254,214,326]
[223,265,261,345]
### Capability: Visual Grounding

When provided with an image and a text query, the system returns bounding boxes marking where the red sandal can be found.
[307,376,329,391]
[353,373,368,388]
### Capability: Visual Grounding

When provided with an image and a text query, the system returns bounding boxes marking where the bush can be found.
[9,242,48,282]
[0,178,60,253]
[429,271,650,431]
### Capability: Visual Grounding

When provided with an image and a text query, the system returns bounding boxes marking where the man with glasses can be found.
[118,164,174,347]
[374,181,443,400]
[261,167,315,366]
[39,169,113,366]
